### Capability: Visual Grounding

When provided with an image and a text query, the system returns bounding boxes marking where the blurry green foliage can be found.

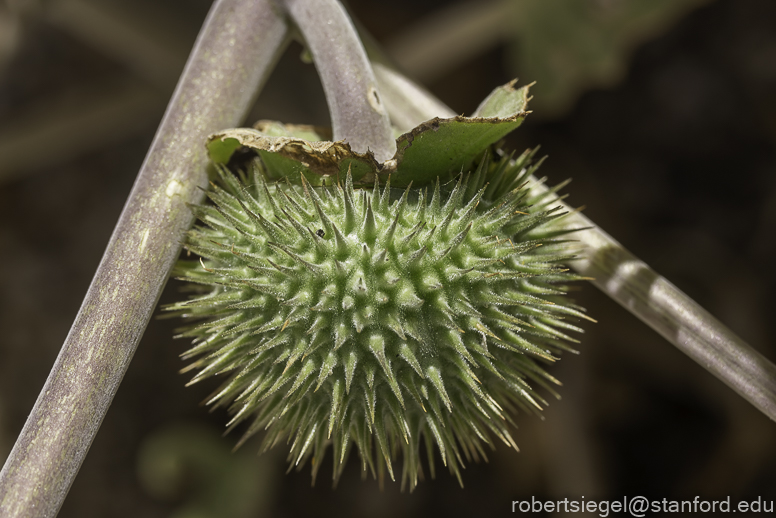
[507,0,711,116]
[137,423,275,518]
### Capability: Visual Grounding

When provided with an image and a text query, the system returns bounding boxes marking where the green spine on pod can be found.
[165,149,591,490]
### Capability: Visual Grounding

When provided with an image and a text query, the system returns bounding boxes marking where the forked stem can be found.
[3,2,773,517]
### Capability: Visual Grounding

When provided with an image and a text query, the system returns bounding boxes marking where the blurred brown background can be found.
[1,0,775,516]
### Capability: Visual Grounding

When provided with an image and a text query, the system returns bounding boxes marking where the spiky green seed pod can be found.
[166,150,589,489]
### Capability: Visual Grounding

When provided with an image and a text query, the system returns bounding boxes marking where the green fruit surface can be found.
[167,150,589,489]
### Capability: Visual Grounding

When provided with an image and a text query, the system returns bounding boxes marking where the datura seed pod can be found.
[166,82,591,489]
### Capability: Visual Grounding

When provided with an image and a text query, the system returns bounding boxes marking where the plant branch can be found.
[0,1,289,516]
[562,221,776,420]
[368,54,776,422]
[281,0,395,162]
[372,62,457,130]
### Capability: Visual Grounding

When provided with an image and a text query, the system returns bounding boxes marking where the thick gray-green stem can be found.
[281,0,395,162]
[369,60,776,422]
[0,1,289,516]
[563,223,776,420]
